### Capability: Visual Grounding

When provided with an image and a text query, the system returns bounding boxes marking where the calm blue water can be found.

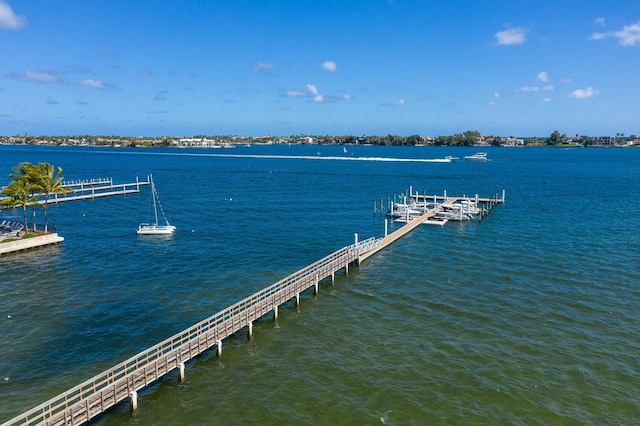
[1,145,639,425]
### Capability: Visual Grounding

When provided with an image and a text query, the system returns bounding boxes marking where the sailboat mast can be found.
[150,174,159,225]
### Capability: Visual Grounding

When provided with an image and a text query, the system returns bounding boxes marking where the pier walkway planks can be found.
[358,203,446,263]
[0,177,149,210]
[2,238,381,426]
[2,191,502,426]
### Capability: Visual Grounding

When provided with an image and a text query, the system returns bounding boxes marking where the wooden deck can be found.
[0,177,149,210]
[47,177,149,204]
[358,202,446,263]
[2,190,502,426]
[3,237,381,426]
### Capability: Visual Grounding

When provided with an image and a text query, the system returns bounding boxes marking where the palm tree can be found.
[9,161,67,232]
[29,162,67,232]
[9,162,39,231]
[1,177,36,232]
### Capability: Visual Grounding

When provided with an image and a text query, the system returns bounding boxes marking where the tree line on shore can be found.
[1,130,638,147]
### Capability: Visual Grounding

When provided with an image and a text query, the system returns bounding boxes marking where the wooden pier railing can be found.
[0,177,150,209]
[2,188,502,426]
[2,237,380,426]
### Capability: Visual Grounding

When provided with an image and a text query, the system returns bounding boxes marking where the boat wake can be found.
[174,153,452,163]
[91,149,454,163]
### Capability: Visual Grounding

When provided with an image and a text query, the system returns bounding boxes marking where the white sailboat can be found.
[137,174,176,235]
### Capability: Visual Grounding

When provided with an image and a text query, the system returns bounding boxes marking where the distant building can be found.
[297,136,313,144]
[504,137,524,146]
[175,138,219,147]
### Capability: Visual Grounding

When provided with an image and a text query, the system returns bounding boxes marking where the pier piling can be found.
[3,189,504,426]
[130,391,138,412]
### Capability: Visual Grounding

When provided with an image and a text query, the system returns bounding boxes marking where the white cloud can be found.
[253,62,275,72]
[7,70,60,82]
[392,98,405,106]
[285,84,325,102]
[540,97,552,103]
[589,21,640,46]
[494,27,528,46]
[594,17,606,27]
[0,1,26,29]
[537,71,549,82]
[342,94,352,100]
[487,101,496,106]
[493,91,501,98]
[306,84,319,96]
[519,85,554,93]
[568,87,600,99]
[589,32,607,40]
[80,79,109,89]
[305,84,324,102]
[321,61,337,72]
[614,22,640,46]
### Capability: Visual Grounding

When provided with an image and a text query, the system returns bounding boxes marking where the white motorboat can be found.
[449,199,481,215]
[437,199,480,221]
[464,152,488,161]
[435,209,476,221]
[386,202,432,219]
[137,174,176,235]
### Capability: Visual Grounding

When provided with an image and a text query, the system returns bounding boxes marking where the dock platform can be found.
[2,188,504,426]
[0,177,150,209]
[0,233,64,256]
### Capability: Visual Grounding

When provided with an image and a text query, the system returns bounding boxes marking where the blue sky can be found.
[1,1,639,137]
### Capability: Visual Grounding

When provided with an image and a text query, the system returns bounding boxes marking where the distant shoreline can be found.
[1,141,638,149]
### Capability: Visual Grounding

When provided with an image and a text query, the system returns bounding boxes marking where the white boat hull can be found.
[464,152,488,161]
[137,224,176,235]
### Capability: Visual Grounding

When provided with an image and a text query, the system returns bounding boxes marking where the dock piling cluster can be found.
[375,187,505,225]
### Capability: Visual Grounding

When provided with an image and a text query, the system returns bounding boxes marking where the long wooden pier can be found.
[2,190,502,426]
[2,237,381,426]
[0,177,149,209]
[48,177,149,204]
